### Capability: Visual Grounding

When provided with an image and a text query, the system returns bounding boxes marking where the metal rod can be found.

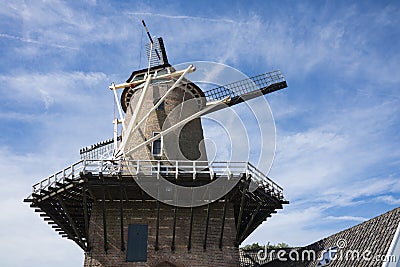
[219,199,228,249]
[155,201,160,250]
[102,187,108,253]
[119,183,125,251]
[171,207,177,251]
[141,19,161,60]
[82,184,90,251]
[187,207,194,251]
[203,204,211,250]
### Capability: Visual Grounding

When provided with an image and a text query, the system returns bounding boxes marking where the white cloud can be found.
[0,71,108,110]
[325,215,368,222]
[244,205,333,246]
[0,147,83,267]
[0,33,78,50]
[127,12,236,24]
[376,195,400,205]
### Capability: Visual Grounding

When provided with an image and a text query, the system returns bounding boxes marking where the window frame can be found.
[151,132,163,156]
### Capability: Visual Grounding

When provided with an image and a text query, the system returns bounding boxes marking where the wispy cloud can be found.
[0,71,108,108]
[376,195,400,205]
[325,215,368,222]
[126,11,236,24]
[0,33,78,50]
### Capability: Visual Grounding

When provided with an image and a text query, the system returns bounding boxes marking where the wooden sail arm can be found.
[203,70,287,105]
[109,65,196,90]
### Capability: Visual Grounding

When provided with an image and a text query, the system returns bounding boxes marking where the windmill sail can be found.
[145,37,169,67]
[203,70,287,108]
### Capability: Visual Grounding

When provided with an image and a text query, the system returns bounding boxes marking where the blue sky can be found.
[1,0,400,266]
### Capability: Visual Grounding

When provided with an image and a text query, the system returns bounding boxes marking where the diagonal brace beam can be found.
[131,64,194,136]
[124,97,227,156]
[57,196,85,249]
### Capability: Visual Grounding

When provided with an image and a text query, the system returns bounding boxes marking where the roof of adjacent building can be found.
[240,207,400,267]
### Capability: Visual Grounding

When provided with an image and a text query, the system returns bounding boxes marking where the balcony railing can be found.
[31,159,284,200]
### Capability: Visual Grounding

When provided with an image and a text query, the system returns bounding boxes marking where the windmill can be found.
[25,21,289,267]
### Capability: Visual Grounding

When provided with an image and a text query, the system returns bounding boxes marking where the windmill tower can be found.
[24,22,289,267]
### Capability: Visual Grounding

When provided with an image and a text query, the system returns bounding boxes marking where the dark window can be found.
[126,224,148,262]
[153,98,165,111]
[152,132,162,156]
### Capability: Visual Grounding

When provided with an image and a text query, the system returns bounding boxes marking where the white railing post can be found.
[192,161,196,180]
[71,164,75,178]
[80,159,86,177]
[118,159,122,174]
[209,162,214,180]
[175,161,179,179]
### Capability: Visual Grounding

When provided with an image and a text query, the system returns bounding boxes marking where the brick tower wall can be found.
[84,201,240,267]
[123,81,207,162]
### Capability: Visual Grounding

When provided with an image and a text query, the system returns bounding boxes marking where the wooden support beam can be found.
[171,207,177,251]
[82,184,90,251]
[235,176,249,245]
[155,201,160,251]
[219,199,228,250]
[119,183,125,251]
[203,204,211,250]
[102,187,108,253]
[238,203,263,244]
[242,209,274,242]
[187,207,194,251]
[123,187,129,201]
[46,202,86,251]
[57,196,84,249]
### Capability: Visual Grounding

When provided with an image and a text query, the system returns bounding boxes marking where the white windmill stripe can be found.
[108,66,196,90]
[130,64,195,136]
[118,75,153,154]
[111,82,125,129]
[124,97,228,156]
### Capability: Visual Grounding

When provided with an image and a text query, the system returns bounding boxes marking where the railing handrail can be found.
[30,159,284,199]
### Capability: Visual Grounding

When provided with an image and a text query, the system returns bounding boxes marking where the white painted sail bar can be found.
[111,82,125,129]
[124,97,227,156]
[118,75,152,154]
[130,64,194,136]
[108,65,196,90]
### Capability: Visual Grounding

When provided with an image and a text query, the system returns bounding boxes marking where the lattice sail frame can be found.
[145,37,169,67]
[203,70,286,105]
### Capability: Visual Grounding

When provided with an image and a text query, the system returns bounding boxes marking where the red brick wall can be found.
[84,201,240,267]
